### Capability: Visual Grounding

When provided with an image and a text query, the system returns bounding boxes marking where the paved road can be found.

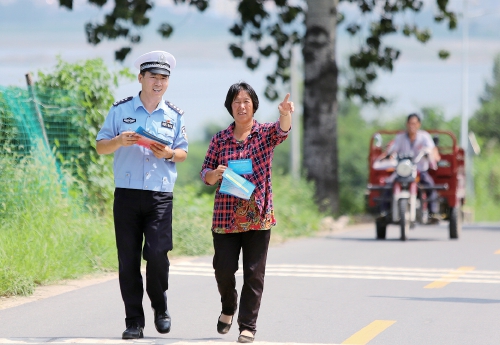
[1,222,500,344]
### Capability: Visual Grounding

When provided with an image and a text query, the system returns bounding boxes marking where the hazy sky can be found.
[1,0,500,137]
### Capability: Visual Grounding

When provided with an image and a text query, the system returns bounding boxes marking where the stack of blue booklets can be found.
[135,126,172,149]
[219,159,255,200]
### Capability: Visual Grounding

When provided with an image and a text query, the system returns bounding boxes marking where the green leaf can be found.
[229,23,243,36]
[415,28,431,43]
[346,24,360,36]
[259,45,274,57]
[229,44,244,58]
[264,85,278,101]
[115,47,131,62]
[158,23,174,38]
[59,0,73,10]
[438,50,450,59]
[246,57,260,70]
[89,0,107,6]
[190,0,209,11]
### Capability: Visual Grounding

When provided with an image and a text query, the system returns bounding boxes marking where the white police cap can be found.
[134,51,176,76]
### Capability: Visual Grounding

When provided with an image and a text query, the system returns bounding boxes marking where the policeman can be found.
[96,50,188,339]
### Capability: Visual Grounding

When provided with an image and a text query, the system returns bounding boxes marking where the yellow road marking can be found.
[424,266,475,288]
[341,320,396,345]
[495,249,500,255]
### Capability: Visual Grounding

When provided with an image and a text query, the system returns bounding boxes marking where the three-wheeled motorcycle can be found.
[366,130,466,241]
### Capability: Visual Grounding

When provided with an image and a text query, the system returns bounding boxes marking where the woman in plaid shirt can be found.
[200,82,293,343]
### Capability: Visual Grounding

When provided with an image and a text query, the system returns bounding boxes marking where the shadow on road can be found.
[463,224,500,231]
[324,236,447,242]
[371,295,500,304]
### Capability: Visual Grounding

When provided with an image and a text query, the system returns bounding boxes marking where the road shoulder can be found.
[0,217,370,311]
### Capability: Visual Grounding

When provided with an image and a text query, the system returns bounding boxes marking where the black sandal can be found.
[237,331,254,343]
[217,314,233,334]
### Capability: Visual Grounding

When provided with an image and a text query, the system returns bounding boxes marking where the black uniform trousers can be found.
[212,229,271,335]
[113,188,173,328]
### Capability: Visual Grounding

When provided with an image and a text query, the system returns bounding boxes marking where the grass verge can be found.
[0,150,116,296]
[1,148,325,297]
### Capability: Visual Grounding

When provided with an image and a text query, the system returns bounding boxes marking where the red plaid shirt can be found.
[200,119,289,232]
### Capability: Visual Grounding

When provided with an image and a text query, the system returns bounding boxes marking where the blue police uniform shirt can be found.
[96,93,188,192]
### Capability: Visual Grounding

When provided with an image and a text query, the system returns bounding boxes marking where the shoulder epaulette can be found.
[113,96,133,106]
[165,101,184,115]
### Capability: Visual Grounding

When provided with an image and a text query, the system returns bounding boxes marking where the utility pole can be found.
[461,0,469,150]
[461,0,475,200]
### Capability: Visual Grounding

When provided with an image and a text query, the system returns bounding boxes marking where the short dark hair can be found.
[224,82,259,117]
[407,113,421,123]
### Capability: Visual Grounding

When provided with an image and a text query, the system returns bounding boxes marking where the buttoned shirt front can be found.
[96,93,188,192]
[200,119,289,232]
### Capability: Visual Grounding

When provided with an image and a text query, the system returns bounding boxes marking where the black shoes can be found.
[217,314,253,343]
[121,310,170,338]
[154,309,171,334]
[122,324,144,339]
[217,313,233,334]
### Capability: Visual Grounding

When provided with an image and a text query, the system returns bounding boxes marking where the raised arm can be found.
[278,93,294,132]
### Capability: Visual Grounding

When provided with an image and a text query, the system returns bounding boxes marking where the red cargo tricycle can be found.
[366,130,466,240]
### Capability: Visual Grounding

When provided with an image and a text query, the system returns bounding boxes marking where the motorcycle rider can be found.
[380,113,441,223]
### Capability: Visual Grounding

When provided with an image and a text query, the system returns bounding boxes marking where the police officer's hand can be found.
[117,131,139,147]
[150,143,174,160]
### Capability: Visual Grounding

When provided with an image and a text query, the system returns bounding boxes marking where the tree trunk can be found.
[303,0,339,214]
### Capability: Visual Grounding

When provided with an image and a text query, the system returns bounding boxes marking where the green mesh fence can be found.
[0,87,44,156]
[0,86,86,215]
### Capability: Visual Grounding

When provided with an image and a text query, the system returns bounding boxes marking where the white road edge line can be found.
[0,339,341,345]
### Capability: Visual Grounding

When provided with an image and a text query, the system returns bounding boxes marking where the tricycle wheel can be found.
[399,199,410,241]
[449,206,462,239]
[376,218,387,240]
